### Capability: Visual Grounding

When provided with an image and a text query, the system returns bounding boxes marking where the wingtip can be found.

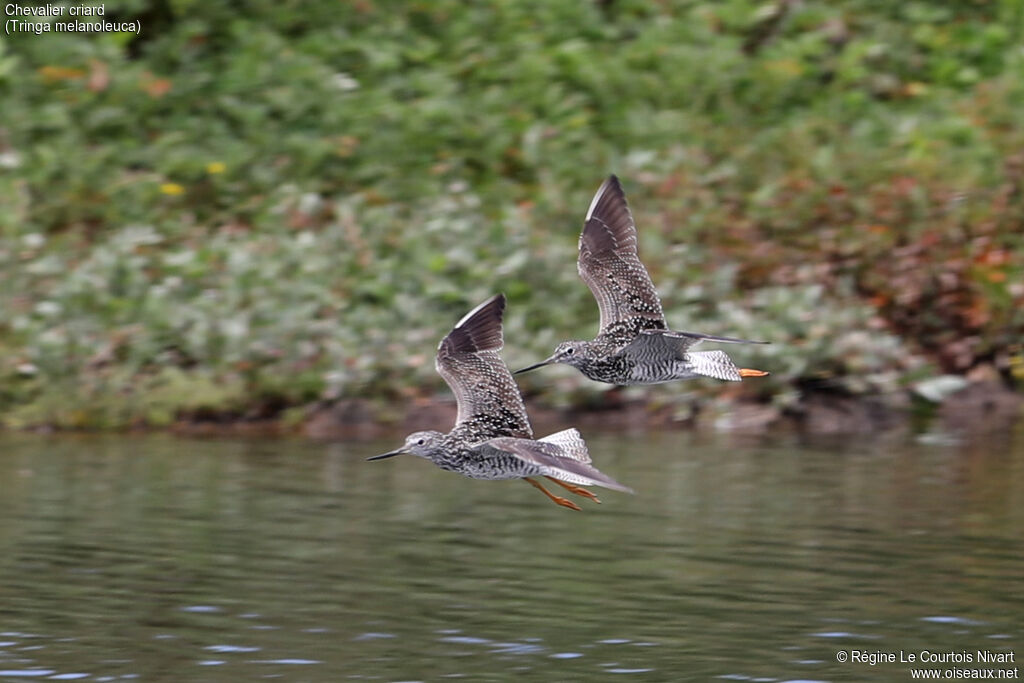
[600,478,635,495]
[605,174,623,197]
[585,174,626,222]
[454,293,505,329]
[581,174,637,261]
[441,293,507,357]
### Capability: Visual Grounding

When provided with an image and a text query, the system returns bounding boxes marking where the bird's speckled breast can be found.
[575,352,634,385]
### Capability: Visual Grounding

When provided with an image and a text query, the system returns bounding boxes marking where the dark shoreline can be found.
[6,380,1018,441]
[140,379,1022,441]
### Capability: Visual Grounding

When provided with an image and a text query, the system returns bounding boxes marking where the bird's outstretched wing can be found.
[481,430,633,493]
[436,294,533,441]
[578,175,666,340]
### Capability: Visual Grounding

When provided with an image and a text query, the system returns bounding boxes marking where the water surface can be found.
[0,430,1021,681]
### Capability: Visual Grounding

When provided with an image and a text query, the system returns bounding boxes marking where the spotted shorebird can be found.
[368,294,632,511]
[515,175,770,385]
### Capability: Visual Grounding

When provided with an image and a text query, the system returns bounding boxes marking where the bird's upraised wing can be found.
[436,294,533,442]
[578,175,666,340]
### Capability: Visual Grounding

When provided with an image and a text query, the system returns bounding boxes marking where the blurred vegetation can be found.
[1,0,1024,429]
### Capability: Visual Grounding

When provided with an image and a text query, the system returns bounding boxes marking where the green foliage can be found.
[1,0,1023,427]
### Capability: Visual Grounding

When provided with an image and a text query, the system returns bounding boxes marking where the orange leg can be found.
[524,477,581,511]
[739,368,770,378]
[545,476,601,504]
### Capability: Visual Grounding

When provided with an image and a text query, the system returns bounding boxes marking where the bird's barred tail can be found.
[539,428,590,463]
[687,350,745,381]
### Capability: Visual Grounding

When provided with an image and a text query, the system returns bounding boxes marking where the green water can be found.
[0,431,1021,682]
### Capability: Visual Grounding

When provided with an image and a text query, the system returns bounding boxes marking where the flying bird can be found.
[369,294,632,511]
[515,175,770,385]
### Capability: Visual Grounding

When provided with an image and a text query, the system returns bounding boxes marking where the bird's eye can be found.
[416,438,425,445]
[565,348,574,354]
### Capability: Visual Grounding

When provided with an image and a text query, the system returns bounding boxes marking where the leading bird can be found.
[515,175,770,385]
[369,294,632,511]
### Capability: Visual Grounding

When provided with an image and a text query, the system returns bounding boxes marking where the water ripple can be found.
[353,632,396,641]
[490,642,544,655]
[921,616,986,626]
[0,671,55,678]
[204,645,261,653]
[438,636,489,645]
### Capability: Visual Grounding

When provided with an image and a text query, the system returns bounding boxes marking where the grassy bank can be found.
[2,1,1023,429]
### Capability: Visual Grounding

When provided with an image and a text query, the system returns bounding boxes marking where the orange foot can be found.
[545,476,601,504]
[524,477,582,511]
[550,495,582,511]
[739,368,770,378]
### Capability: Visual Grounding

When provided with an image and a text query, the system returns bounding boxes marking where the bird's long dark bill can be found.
[513,360,552,375]
[367,449,404,461]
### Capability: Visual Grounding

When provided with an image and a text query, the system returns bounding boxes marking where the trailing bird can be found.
[515,175,770,385]
[368,294,632,511]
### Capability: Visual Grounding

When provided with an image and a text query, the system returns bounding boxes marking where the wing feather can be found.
[640,328,768,345]
[482,436,633,493]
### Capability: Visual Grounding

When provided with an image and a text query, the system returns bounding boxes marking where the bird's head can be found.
[367,430,446,461]
[514,340,591,374]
